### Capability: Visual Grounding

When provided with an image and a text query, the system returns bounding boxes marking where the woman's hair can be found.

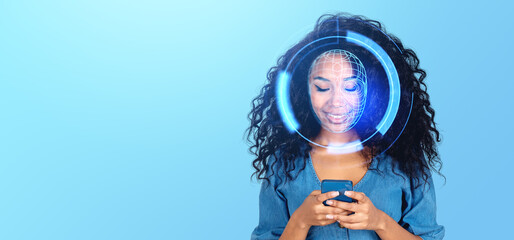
[245,12,445,189]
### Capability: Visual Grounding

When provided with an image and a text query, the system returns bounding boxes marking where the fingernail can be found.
[332,191,340,197]
[326,214,333,219]
[344,191,351,196]
[326,200,333,205]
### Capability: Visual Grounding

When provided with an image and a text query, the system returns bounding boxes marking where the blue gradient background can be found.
[0,0,512,239]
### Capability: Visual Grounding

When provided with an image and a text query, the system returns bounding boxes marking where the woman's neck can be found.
[312,128,360,146]
[308,128,365,156]
[309,129,373,167]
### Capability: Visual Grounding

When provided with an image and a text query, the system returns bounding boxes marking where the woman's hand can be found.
[326,191,387,231]
[292,190,354,229]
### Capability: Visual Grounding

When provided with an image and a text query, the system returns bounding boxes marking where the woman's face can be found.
[308,50,367,133]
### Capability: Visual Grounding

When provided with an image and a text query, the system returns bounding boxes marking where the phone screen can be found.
[321,179,354,206]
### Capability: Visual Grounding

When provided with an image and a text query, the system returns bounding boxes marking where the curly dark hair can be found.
[245,12,445,190]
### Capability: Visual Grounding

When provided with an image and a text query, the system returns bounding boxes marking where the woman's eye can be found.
[315,85,329,92]
[345,82,359,92]
[345,85,358,92]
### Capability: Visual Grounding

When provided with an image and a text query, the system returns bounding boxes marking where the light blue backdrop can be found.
[1,0,512,239]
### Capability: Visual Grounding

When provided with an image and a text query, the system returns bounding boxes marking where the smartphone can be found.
[321,179,355,206]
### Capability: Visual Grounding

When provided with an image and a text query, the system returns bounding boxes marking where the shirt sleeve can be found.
[399,173,445,240]
[250,156,290,240]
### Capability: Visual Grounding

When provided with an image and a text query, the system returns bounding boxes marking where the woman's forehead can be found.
[311,55,354,70]
[310,56,356,78]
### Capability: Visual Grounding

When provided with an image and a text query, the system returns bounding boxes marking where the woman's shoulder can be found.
[264,148,308,185]
[376,153,434,191]
[374,153,412,185]
[263,149,288,183]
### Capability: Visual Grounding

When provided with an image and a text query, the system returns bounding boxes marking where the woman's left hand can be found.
[325,191,386,231]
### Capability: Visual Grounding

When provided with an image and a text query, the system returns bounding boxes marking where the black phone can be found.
[321,179,355,206]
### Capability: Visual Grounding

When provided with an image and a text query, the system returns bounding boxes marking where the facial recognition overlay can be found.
[276,19,413,156]
[307,49,367,134]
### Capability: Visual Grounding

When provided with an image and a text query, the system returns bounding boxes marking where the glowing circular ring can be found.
[276,31,407,152]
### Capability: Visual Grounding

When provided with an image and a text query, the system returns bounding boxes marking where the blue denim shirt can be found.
[251,151,445,240]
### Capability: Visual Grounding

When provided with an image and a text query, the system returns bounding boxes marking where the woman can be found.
[246,13,445,240]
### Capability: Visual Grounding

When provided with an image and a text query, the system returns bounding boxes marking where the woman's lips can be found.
[326,113,346,124]
[325,110,354,124]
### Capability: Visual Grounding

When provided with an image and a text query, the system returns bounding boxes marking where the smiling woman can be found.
[246,12,445,240]
[307,49,368,135]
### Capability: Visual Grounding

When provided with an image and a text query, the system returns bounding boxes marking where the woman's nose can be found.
[330,88,347,107]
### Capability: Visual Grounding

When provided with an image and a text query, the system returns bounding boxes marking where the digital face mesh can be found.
[307,49,367,134]
[276,25,412,155]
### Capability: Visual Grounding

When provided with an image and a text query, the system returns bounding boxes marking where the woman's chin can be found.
[322,124,350,133]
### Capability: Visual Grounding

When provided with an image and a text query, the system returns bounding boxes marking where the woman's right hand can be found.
[292,190,353,229]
